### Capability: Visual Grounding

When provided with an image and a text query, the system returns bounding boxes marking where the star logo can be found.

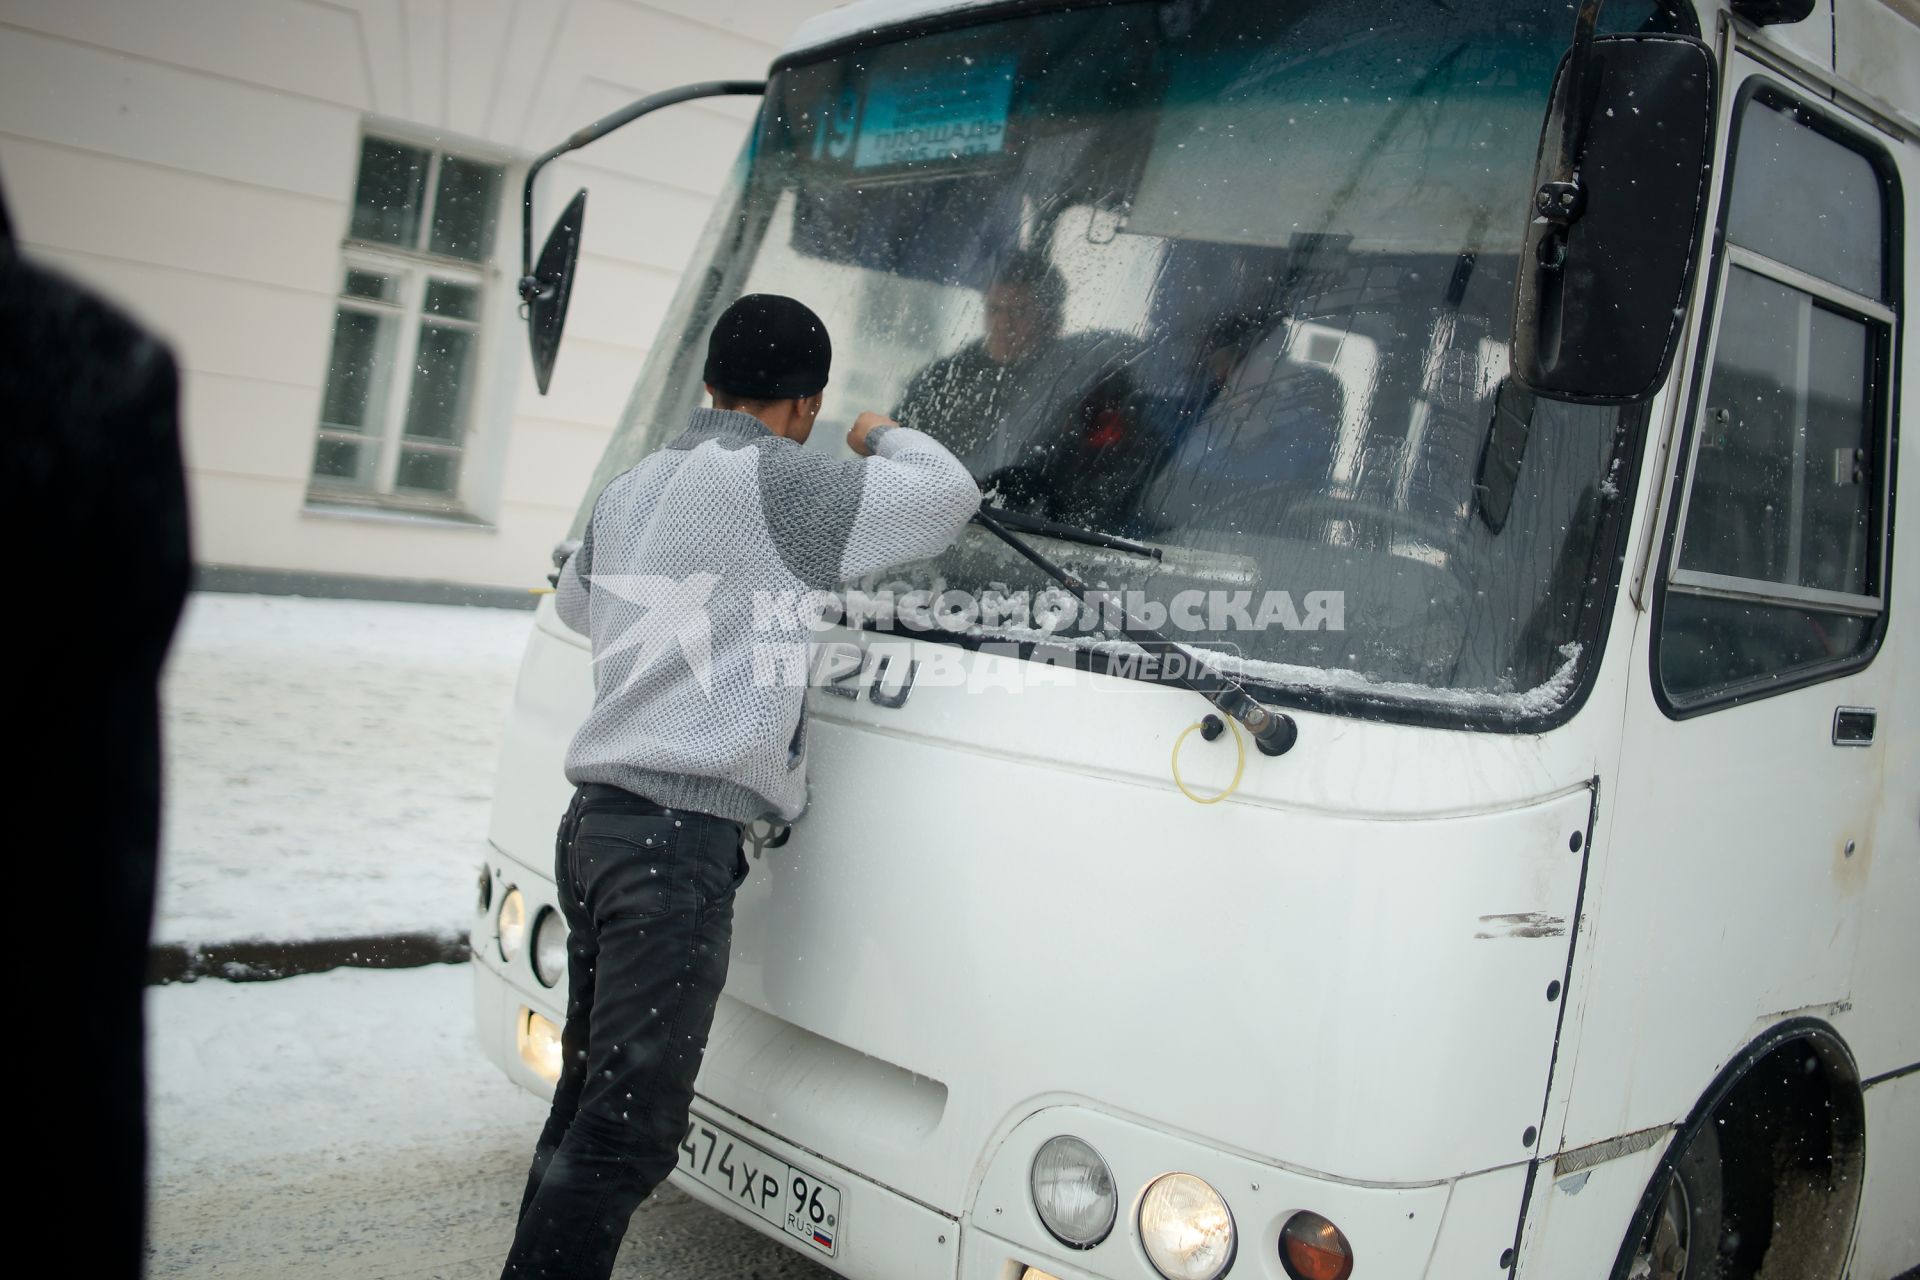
[587,572,722,697]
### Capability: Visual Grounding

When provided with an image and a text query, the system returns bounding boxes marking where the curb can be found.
[148,931,471,985]
[194,565,537,611]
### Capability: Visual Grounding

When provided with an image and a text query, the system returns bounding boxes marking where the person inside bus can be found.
[893,249,1139,519]
[502,293,980,1280]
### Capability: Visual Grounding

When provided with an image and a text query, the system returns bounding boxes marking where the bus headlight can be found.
[517,1007,562,1084]
[497,888,526,962]
[1030,1135,1117,1248]
[1138,1173,1235,1280]
[532,907,568,988]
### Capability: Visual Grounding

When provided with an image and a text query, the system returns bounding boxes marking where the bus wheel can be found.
[1626,1121,1725,1280]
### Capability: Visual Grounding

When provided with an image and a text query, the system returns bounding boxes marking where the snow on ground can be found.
[148,964,830,1279]
[148,595,829,1275]
[157,593,532,946]
[151,964,543,1177]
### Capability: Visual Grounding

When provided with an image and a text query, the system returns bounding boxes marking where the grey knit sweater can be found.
[555,407,980,823]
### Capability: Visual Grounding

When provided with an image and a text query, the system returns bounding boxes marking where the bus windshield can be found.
[588,0,1684,721]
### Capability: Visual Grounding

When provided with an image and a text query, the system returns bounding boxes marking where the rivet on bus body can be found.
[1844,839,1856,858]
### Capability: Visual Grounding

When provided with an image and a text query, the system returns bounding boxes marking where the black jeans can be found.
[502,783,748,1280]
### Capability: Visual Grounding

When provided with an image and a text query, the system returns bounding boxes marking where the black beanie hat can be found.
[703,294,832,400]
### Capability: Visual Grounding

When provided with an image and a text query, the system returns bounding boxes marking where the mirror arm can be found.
[1538,0,1606,229]
[1523,0,1606,376]
[518,79,766,307]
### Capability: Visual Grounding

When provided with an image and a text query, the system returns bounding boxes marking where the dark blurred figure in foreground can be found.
[1,180,190,1276]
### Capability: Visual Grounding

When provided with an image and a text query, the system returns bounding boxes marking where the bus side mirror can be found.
[1512,34,1716,404]
[520,189,586,396]
[514,80,764,396]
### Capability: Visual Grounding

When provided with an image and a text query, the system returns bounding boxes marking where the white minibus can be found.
[474,2,1918,1276]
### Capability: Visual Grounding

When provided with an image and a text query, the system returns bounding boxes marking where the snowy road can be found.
[150,595,834,1277]
[149,964,835,1279]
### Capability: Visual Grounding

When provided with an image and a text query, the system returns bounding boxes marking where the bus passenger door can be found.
[1564,56,1910,1165]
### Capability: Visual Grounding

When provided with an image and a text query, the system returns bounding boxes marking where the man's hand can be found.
[848,411,898,457]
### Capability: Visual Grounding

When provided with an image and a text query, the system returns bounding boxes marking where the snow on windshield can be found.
[587,0,1680,720]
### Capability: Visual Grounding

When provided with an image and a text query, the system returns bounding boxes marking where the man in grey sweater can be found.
[502,294,979,1280]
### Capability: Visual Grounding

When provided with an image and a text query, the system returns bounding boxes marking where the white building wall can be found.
[0,0,830,591]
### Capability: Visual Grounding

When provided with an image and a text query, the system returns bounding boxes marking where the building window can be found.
[310,136,504,511]
[1657,86,1898,706]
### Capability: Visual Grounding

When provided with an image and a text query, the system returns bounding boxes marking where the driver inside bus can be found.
[894,250,1142,520]
[893,250,1070,480]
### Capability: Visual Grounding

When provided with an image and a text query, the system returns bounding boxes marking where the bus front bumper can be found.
[473,954,963,1280]
[476,942,1526,1280]
[472,842,1536,1280]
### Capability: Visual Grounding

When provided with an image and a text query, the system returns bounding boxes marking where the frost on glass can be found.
[587,0,1676,716]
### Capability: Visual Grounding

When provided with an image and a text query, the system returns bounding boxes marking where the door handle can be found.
[1833,706,1876,746]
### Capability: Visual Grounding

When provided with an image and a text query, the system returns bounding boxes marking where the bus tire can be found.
[1626,1119,1726,1280]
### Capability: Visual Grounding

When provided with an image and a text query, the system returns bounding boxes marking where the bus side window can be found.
[1657,84,1899,707]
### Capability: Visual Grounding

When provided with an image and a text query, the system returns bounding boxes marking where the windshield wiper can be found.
[975,502,1162,560]
[970,507,1298,757]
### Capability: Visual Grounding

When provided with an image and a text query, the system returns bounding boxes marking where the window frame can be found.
[1652,76,1904,716]
[307,135,503,515]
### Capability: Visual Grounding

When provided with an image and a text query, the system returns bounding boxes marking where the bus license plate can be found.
[676,1113,842,1257]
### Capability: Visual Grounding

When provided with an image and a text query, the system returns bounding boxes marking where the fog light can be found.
[1031,1135,1117,1248]
[497,887,526,962]
[532,907,568,988]
[1280,1211,1353,1280]
[1138,1173,1235,1280]
[517,1007,562,1083]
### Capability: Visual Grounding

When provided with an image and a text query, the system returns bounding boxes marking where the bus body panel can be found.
[1834,0,1920,122]
[481,610,1601,1196]
[1557,40,1917,1158]
[1838,58,1920,1091]
[1850,1073,1920,1277]
[1514,1138,1674,1278]
[717,684,1593,1197]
